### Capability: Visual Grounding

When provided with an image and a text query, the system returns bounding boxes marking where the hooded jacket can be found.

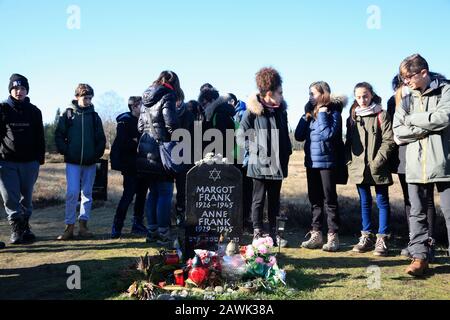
[295,95,347,169]
[393,76,450,183]
[238,94,292,180]
[136,85,178,178]
[203,95,237,161]
[346,105,395,185]
[0,96,45,164]
[110,112,139,175]
[55,102,106,166]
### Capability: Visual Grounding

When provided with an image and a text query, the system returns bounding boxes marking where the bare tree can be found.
[95,91,126,149]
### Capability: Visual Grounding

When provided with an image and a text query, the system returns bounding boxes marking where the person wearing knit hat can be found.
[8,74,30,95]
[0,74,46,247]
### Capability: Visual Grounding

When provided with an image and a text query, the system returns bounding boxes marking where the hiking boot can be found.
[22,217,36,243]
[352,232,375,253]
[428,237,436,263]
[373,234,389,257]
[57,224,75,241]
[401,247,412,258]
[0,241,5,250]
[9,218,24,245]
[301,231,324,249]
[78,220,93,238]
[131,218,148,236]
[322,233,340,252]
[406,259,429,277]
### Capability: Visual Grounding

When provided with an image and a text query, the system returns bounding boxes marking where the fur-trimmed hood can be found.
[329,94,348,112]
[204,94,235,121]
[247,93,288,116]
[304,94,348,114]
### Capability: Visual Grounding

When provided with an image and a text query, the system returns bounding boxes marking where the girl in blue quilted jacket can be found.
[295,81,347,252]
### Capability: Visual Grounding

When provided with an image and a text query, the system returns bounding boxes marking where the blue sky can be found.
[1,0,450,127]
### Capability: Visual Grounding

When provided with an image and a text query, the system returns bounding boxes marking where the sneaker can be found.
[322,233,340,252]
[111,223,122,239]
[301,231,324,249]
[131,218,148,236]
[401,247,412,258]
[22,218,36,243]
[352,232,375,253]
[373,234,389,256]
[157,230,172,246]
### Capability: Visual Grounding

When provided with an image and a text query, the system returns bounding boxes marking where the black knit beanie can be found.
[9,74,30,93]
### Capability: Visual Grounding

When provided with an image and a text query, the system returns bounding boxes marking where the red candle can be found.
[174,270,185,287]
[165,253,180,265]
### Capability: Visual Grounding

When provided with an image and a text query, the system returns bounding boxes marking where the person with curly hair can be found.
[237,67,292,247]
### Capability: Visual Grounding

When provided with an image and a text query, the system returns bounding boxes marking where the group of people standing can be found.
[296,54,450,277]
[0,53,449,279]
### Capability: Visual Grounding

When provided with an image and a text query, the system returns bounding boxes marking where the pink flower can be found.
[264,237,274,247]
[245,245,255,258]
[258,245,268,255]
[252,238,265,247]
[267,256,277,267]
[255,257,264,264]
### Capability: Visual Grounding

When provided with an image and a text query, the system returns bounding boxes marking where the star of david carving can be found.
[209,168,221,182]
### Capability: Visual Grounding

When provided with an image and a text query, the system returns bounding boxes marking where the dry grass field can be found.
[0,151,449,300]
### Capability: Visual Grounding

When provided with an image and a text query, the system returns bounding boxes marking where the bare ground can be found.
[0,151,449,300]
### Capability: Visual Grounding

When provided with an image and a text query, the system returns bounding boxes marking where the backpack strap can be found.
[376,112,382,129]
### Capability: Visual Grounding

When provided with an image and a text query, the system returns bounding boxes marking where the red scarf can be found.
[162,83,174,91]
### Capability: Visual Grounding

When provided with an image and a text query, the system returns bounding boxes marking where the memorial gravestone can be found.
[185,160,243,258]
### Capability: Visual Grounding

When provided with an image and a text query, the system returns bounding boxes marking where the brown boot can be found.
[78,220,94,238]
[406,259,429,277]
[57,225,75,241]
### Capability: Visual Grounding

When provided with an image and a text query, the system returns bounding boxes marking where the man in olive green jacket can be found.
[393,54,450,277]
[55,84,106,240]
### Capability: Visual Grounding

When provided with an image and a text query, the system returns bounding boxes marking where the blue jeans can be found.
[0,161,40,222]
[65,163,96,225]
[146,181,173,234]
[357,185,391,235]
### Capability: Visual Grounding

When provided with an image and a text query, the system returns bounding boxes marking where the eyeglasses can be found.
[400,72,420,84]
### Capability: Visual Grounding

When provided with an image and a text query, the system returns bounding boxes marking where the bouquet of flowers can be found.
[243,236,286,285]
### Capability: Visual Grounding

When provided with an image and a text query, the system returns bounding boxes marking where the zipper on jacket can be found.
[81,111,84,166]
[418,93,428,183]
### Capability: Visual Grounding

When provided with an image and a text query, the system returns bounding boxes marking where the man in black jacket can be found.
[0,74,45,246]
[110,97,148,238]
